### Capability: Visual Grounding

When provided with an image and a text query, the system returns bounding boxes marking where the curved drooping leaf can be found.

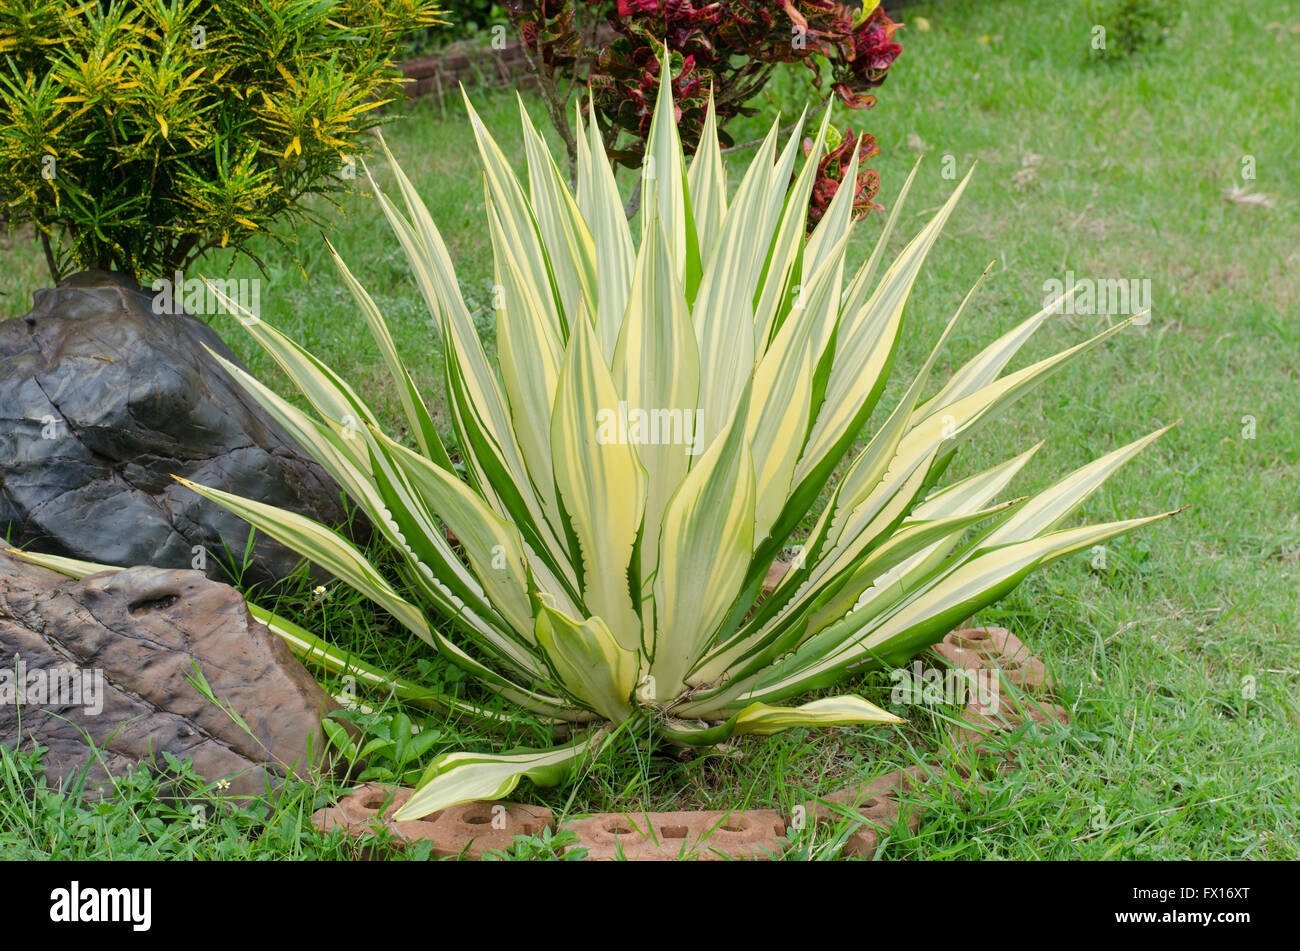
[394,732,608,822]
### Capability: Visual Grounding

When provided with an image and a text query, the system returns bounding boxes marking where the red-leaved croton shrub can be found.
[805,126,883,231]
[592,1,902,160]
[503,0,902,226]
[507,0,581,67]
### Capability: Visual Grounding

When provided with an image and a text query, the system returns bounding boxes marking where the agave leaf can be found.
[749,512,1176,704]
[732,187,983,630]
[202,280,378,468]
[175,476,433,643]
[686,445,1169,717]
[796,498,1026,642]
[574,97,635,363]
[819,314,1141,576]
[690,115,795,454]
[462,91,566,342]
[550,303,648,652]
[487,195,564,529]
[913,282,1083,421]
[813,444,1047,635]
[685,90,727,260]
[837,157,922,319]
[913,316,1144,469]
[2,548,117,579]
[911,443,1044,519]
[172,476,565,710]
[612,209,700,614]
[976,423,1175,549]
[640,49,697,294]
[517,93,597,332]
[203,346,372,500]
[716,267,987,661]
[534,597,638,722]
[660,694,901,746]
[689,449,937,693]
[394,731,608,821]
[804,138,865,274]
[747,226,849,542]
[324,238,451,470]
[252,606,507,719]
[794,167,974,490]
[756,119,811,286]
[363,439,530,659]
[769,143,861,368]
[860,512,1176,667]
[204,346,491,614]
[752,104,831,353]
[369,425,538,642]
[650,388,756,697]
[729,695,904,734]
[369,163,573,582]
[439,297,577,591]
[212,351,540,682]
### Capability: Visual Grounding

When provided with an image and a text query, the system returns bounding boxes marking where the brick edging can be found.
[311,626,1069,860]
[396,26,620,101]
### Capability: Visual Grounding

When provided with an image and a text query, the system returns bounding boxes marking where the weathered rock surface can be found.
[0,270,363,589]
[0,550,338,798]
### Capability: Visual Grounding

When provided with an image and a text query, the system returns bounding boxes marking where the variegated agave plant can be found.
[14,66,1174,820]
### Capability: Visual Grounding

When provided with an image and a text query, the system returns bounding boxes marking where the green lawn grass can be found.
[2,0,1297,859]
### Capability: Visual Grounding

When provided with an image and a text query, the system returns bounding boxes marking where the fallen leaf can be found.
[1011,151,1043,189]
[1223,184,1275,207]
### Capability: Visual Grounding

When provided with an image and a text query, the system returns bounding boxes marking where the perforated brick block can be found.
[562,809,789,861]
[311,783,553,859]
[431,799,554,857]
[934,626,1056,693]
[842,827,880,858]
[952,699,1072,770]
[799,765,927,824]
[839,792,925,858]
[761,559,791,596]
[792,766,927,859]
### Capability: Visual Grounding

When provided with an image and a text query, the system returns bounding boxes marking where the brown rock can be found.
[0,271,366,590]
[0,550,338,799]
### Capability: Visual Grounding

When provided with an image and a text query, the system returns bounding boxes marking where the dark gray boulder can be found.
[0,270,364,589]
[0,549,340,798]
